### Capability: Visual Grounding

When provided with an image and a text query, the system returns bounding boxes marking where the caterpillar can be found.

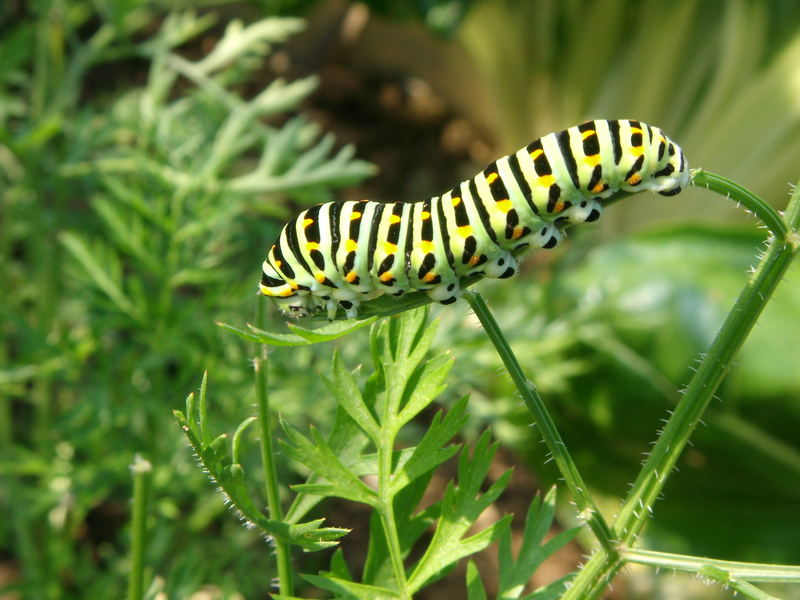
[259,119,690,319]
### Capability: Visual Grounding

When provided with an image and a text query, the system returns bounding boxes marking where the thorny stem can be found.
[463,291,617,555]
[562,173,800,599]
[624,548,800,583]
[254,299,294,596]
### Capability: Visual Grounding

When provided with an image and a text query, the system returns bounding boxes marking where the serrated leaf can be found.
[285,401,371,524]
[322,352,380,440]
[498,487,580,599]
[407,433,512,591]
[391,397,468,493]
[280,421,377,506]
[396,353,455,426]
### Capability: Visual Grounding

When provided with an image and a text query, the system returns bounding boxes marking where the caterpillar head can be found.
[270,293,320,318]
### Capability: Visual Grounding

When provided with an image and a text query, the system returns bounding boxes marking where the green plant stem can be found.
[378,437,409,597]
[127,455,152,600]
[254,298,293,597]
[563,176,800,600]
[463,291,616,554]
[692,169,788,240]
[624,549,800,583]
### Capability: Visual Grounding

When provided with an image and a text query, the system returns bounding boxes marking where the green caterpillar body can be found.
[260,119,689,319]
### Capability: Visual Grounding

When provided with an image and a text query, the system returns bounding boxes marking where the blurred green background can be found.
[2,0,799,598]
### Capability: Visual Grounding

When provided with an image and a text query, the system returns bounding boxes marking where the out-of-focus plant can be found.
[458,0,800,228]
[0,3,374,597]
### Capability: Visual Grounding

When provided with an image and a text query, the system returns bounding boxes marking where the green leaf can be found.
[280,421,378,506]
[498,487,580,600]
[521,576,573,600]
[300,574,401,599]
[217,321,309,346]
[218,315,377,347]
[396,352,454,426]
[322,352,380,441]
[407,432,512,592]
[287,316,378,343]
[466,561,488,600]
[284,401,372,524]
[329,549,352,581]
[391,397,468,493]
[60,232,141,320]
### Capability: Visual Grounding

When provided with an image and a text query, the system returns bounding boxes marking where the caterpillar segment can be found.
[260,119,689,319]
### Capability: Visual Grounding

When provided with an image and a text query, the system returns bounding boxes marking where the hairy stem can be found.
[254,298,294,596]
[624,549,800,583]
[463,291,616,554]
[563,174,800,599]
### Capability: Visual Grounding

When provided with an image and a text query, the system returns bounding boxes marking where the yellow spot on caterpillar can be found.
[303,218,314,228]
[553,201,565,213]
[581,129,596,139]
[538,174,555,187]
[530,149,543,160]
[423,272,437,283]
[512,226,524,240]
[591,182,606,194]
[345,271,358,283]
[421,211,431,220]
[350,211,362,220]
[486,172,499,184]
[380,271,394,282]
[346,239,358,252]
[584,154,601,167]
[630,127,642,134]
[383,241,397,254]
[457,225,473,237]
[315,273,326,283]
[468,255,480,266]
[289,281,299,291]
[495,199,512,213]
[630,146,644,157]
[276,260,283,268]
[452,196,462,206]
[265,286,294,297]
[420,240,434,253]
[389,214,402,224]
[306,242,319,251]
[627,173,642,185]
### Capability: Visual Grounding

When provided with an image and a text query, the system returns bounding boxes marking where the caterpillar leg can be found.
[483,251,518,279]
[533,222,563,249]
[427,279,462,305]
[563,199,602,224]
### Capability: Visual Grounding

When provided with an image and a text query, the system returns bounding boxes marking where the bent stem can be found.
[254,298,294,596]
[463,291,616,554]
[563,177,800,599]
